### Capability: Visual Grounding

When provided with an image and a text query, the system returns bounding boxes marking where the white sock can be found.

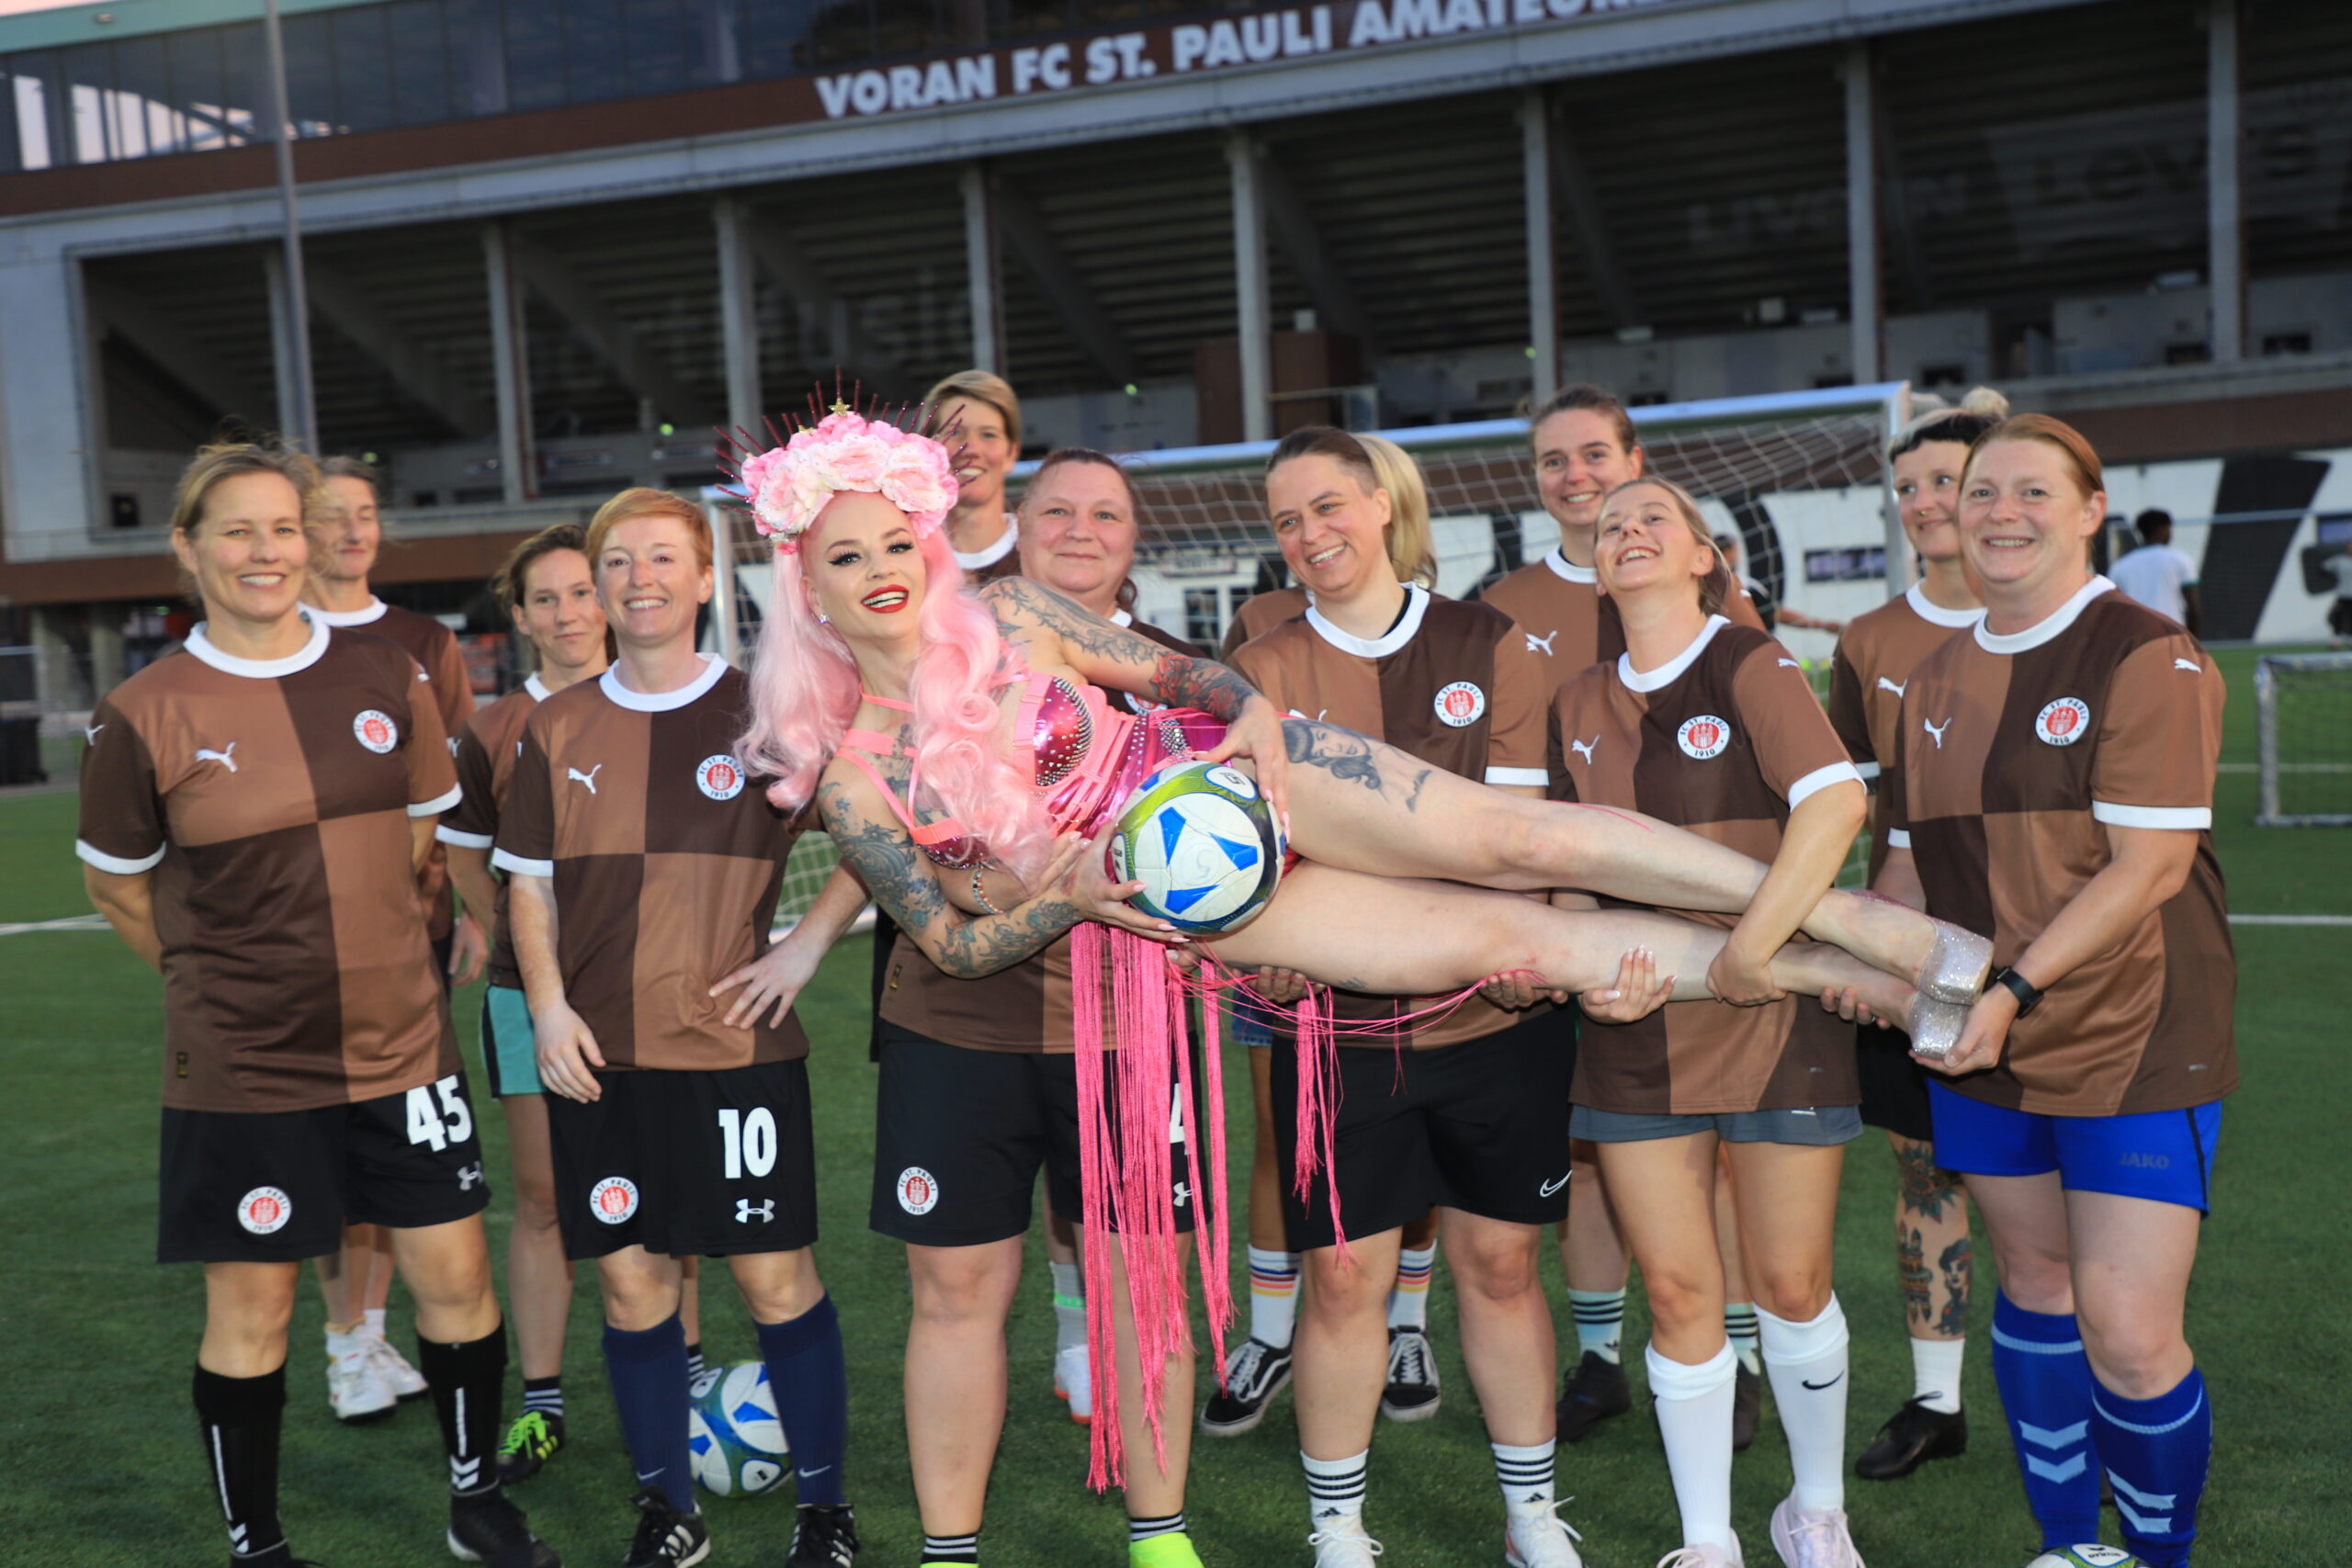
[1492,1438,1555,1515]
[1386,1246,1435,1331]
[1248,1246,1301,1351]
[1302,1449,1368,1532]
[1049,1260,1086,1357]
[1646,1341,1738,1553]
[1568,1288,1625,1365]
[325,1324,366,1359]
[1910,1334,1964,1415]
[1758,1296,1851,1513]
[362,1307,388,1343]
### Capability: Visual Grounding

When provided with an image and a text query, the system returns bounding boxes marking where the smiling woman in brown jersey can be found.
[77,444,556,1568]
[1549,476,1873,1568]
[1877,417,2233,1568]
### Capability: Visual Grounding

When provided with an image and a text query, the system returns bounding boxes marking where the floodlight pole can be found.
[263,0,318,454]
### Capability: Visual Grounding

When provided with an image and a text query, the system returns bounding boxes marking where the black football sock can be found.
[684,1340,707,1382]
[193,1363,287,1562]
[756,1294,848,1507]
[418,1326,509,1500]
[522,1374,565,1421]
[922,1529,980,1564]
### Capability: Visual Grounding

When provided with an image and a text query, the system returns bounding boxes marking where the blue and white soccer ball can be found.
[688,1359,789,1497]
[2026,1549,2141,1568]
[1107,761,1285,934]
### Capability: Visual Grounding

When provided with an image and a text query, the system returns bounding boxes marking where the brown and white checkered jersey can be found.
[1477,547,1769,698]
[1885,579,2235,1116]
[1824,583,1983,881]
[1232,585,1555,1049]
[955,516,1023,586]
[878,615,1202,1054]
[1219,588,1308,662]
[312,599,475,941]
[495,656,809,1072]
[1550,617,1865,1114]
[435,674,553,989]
[75,615,462,1112]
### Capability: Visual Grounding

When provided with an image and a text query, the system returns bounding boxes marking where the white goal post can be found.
[2256,651,2352,828]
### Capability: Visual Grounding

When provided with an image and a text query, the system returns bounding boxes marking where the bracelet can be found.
[1986,964,2043,1018]
[970,866,1003,917]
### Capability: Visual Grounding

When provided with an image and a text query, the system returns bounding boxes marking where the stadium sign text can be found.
[813,0,1668,119]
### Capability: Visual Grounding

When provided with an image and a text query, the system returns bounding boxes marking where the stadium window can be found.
[622,0,692,96]
[61,42,115,164]
[991,0,1073,41]
[216,24,267,146]
[2262,332,2312,357]
[331,7,395,133]
[164,29,231,152]
[387,0,456,125]
[9,51,63,169]
[0,59,17,173]
[501,0,568,112]
[1184,588,1221,650]
[564,0,630,103]
[107,35,171,157]
[279,12,338,135]
[740,0,821,79]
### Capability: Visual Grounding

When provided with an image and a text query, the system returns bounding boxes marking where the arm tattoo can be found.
[986,577,1259,716]
[1149,651,1258,720]
[1282,716,1429,809]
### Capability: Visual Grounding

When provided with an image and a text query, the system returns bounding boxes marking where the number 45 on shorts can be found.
[405,1076,475,1152]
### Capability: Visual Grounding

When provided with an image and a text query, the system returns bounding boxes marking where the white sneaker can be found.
[1053,1343,1093,1425]
[1306,1516,1383,1567]
[367,1327,429,1401]
[1504,1499,1585,1567]
[1770,1497,1865,1568]
[1657,1546,1744,1568]
[327,1340,397,1422]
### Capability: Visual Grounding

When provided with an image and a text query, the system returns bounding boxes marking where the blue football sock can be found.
[2093,1365,2211,1568]
[603,1314,695,1514]
[757,1294,849,1507]
[1989,1292,2100,1549]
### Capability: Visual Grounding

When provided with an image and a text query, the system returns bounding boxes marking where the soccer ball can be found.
[2027,1549,2141,1568]
[688,1360,789,1497]
[1107,761,1285,934]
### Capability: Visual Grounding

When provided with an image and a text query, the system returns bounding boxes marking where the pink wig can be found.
[741,513,1055,886]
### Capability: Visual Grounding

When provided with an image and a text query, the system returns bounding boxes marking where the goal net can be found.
[2256,652,2352,827]
[707,383,1910,916]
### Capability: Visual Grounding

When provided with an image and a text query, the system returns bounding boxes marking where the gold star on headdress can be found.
[829,398,852,416]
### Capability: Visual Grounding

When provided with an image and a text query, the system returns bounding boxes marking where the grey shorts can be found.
[1570,1103,1863,1146]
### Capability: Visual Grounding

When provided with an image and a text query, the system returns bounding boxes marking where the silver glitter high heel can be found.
[1918,920,1994,1006]
[1905,995,1968,1061]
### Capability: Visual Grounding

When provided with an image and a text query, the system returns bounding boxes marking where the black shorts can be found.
[1272,1010,1574,1252]
[1857,1024,1936,1141]
[870,1024,1197,1247]
[545,1059,818,1260]
[2331,598,2352,637]
[157,1074,491,1265]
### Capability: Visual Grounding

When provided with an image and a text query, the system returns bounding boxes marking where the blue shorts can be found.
[479,984,544,1099]
[1927,1082,2221,1213]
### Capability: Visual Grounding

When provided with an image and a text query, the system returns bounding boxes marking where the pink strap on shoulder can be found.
[834,747,969,849]
[841,728,902,757]
[861,689,914,712]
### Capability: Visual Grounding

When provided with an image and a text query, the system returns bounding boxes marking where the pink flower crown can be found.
[724,400,958,555]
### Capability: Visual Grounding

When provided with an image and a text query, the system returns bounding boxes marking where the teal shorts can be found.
[479,985,543,1099]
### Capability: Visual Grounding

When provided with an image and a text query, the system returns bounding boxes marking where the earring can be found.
[816,610,830,625]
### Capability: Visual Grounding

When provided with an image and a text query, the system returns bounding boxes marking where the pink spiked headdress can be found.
[721,392,958,554]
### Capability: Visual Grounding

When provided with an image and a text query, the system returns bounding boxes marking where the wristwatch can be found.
[1986,965,2043,1018]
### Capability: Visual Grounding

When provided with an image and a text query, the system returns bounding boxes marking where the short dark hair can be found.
[492,522,592,617]
[318,454,385,500]
[2134,509,2173,543]
[1529,383,1638,457]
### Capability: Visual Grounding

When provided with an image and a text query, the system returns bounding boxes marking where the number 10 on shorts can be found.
[719,1107,777,1179]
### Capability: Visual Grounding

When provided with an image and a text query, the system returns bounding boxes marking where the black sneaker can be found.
[498,1411,565,1485]
[1379,1326,1441,1422]
[1555,1351,1631,1444]
[620,1491,709,1568]
[447,1491,562,1567]
[1854,1397,1968,1480]
[786,1503,859,1567]
[1201,1337,1294,1436]
[1732,1360,1762,1453]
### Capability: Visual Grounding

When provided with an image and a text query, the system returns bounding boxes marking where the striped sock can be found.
[1302,1449,1369,1530]
[1248,1247,1302,1350]
[1724,1303,1762,1377]
[1127,1512,1187,1544]
[922,1529,980,1565]
[1569,1288,1626,1366]
[1386,1247,1435,1331]
[521,1376,563,1420]
[684,1343,706,1383]
[1492,1438,1556,1513]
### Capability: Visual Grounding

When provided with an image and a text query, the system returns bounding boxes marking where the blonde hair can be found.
[585,489,713,573]
[923,369,1022,451]
[1599,477,1734,618]
[170,442,323,536]
[1357,434,1438,589]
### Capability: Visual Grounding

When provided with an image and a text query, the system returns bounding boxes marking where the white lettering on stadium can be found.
[814,0,1668,120]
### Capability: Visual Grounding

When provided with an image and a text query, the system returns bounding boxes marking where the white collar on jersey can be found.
[1110,608,1133,627]
[598,651,728,713]
[187,609,331,679]
[1306,582,1430,660]
[953,514,1020,572]
[1905,581,1987,629]
[1974,575,2113,655]
[1617,614,1730,694]
[1543,548,1597,585]
[524,672,552,702]
[307,595,390,627]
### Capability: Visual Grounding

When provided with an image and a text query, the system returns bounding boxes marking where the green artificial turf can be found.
[2,649,2346,1565]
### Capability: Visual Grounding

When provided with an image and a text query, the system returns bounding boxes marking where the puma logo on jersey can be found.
[84,724,104,745]
[1877,676,1907,698]
[1570,736,1600,765]
[567,764,603,795]
[2174,658,2200,672]
[1923,718,1951,750]
[1525,630,1557,656]
[195,742,239,773]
